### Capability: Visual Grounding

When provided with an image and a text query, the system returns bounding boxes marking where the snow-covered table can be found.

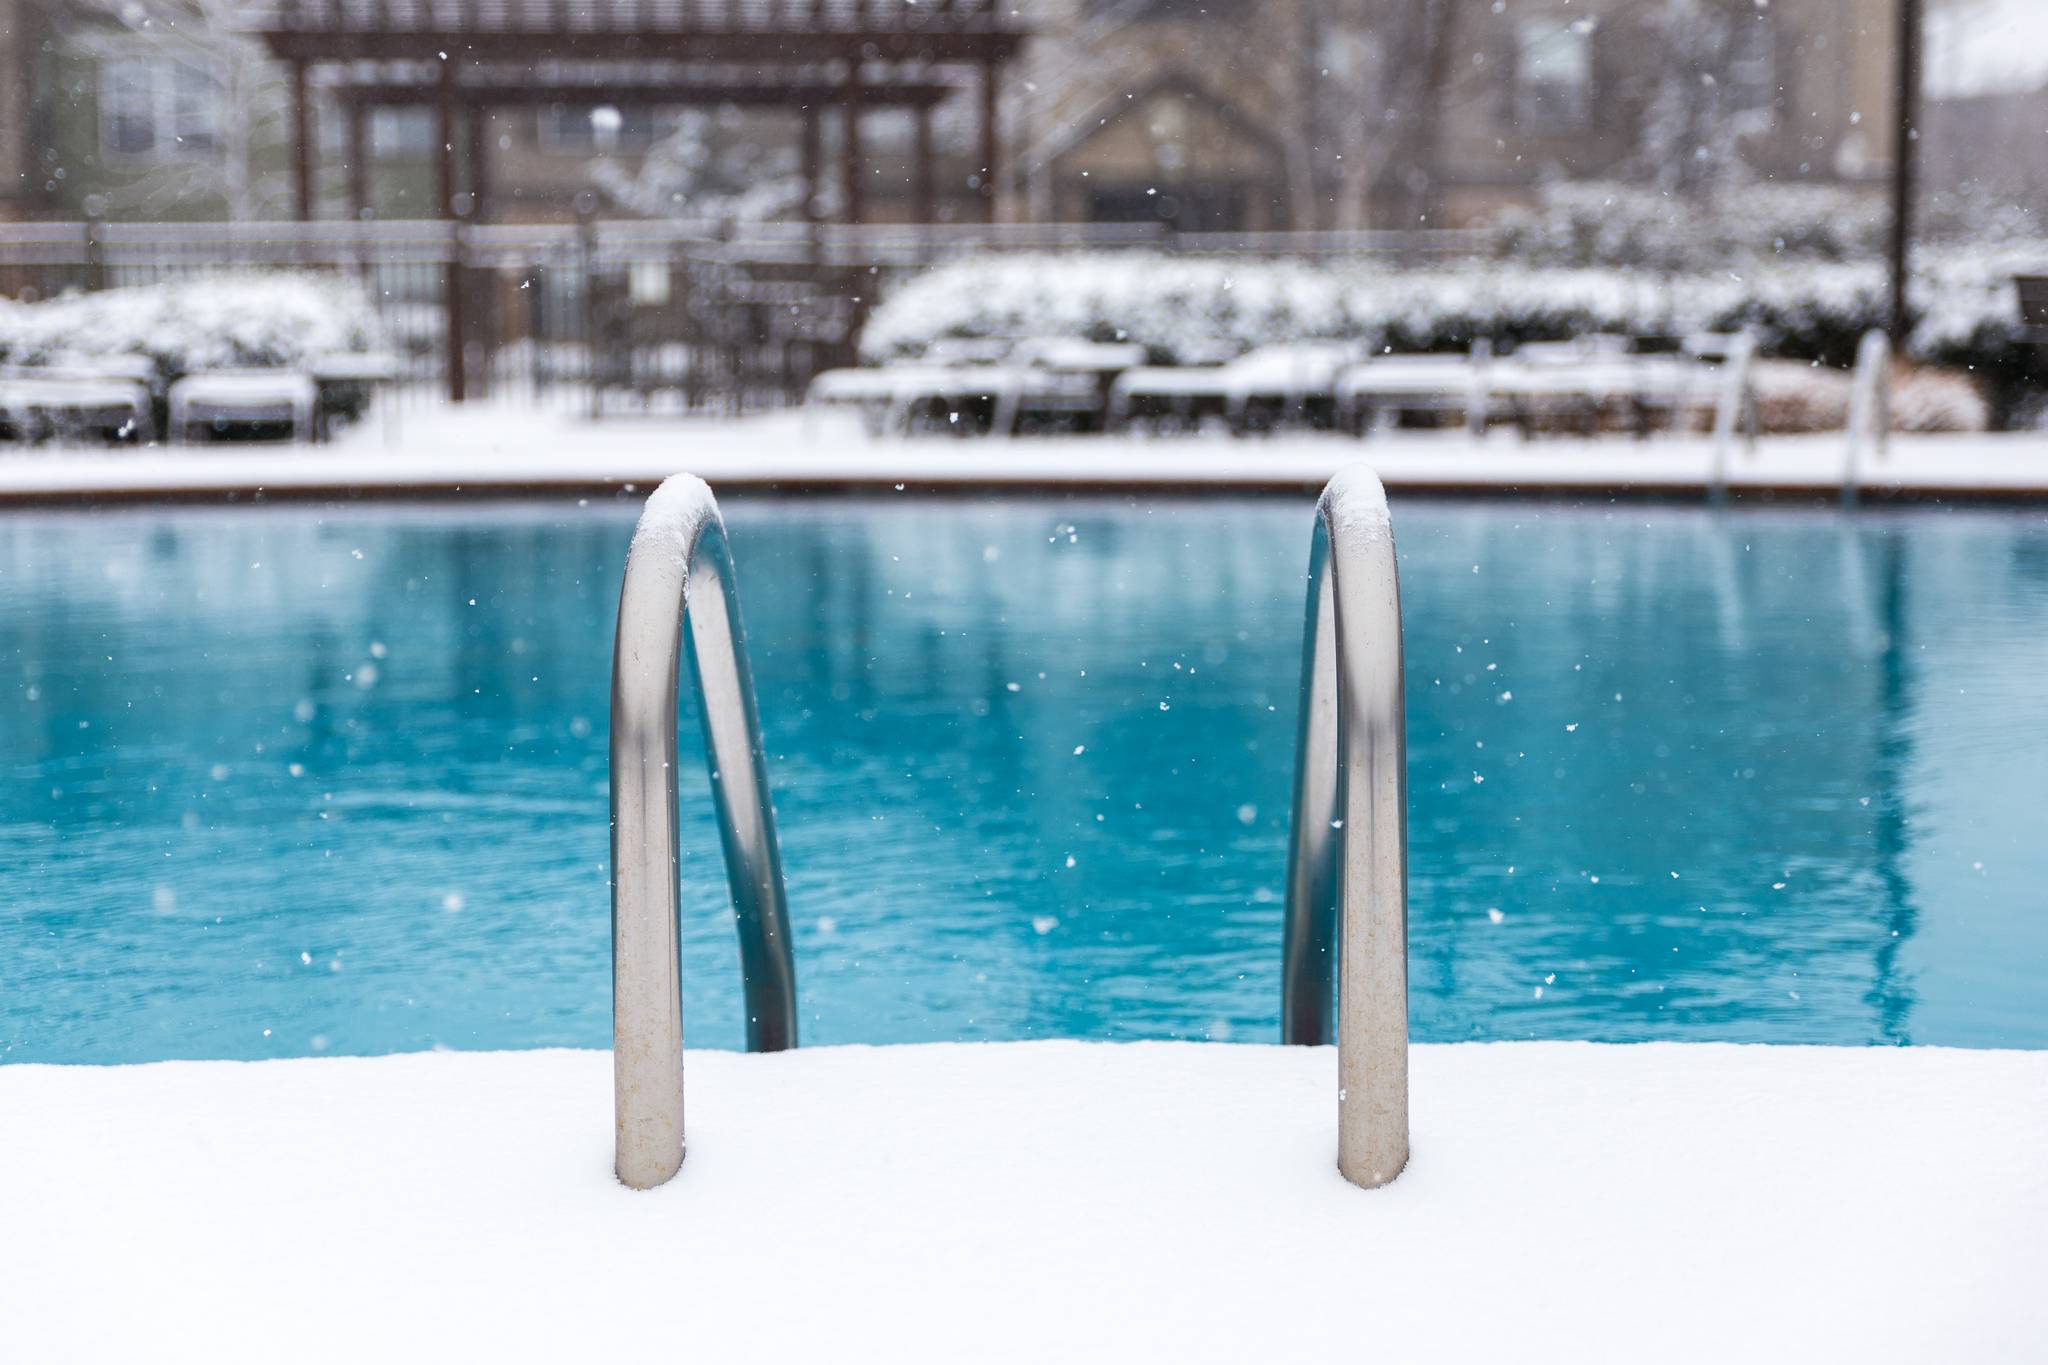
[2,1040,2040,1363]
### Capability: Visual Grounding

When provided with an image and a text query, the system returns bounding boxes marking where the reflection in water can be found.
[1864,531,1919,1044]
[1,496,2045,1063]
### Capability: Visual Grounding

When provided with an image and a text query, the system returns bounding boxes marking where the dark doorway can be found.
[1088,182,1249,232]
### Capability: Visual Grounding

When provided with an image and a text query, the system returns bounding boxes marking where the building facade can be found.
[1017,0,1903,231]
[2,0,1908,229]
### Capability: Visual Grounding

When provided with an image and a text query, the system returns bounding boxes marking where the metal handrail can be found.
[1280,467,1412,1190]
[612,473,799,1191]
[1706,330,1759,500]
[1843,329,1892,505]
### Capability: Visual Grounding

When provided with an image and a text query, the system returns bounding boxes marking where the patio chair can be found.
[306,351,401,442]
[1336,342,1493,436]
[1221,343,1359,433]
[0,365,154,445]
[166,370,319,444]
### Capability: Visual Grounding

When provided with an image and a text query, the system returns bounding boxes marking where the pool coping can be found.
[4,414,2047,505]
[4,1041,2043,1360]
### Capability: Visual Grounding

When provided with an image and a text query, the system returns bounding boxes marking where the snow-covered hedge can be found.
[862,245,2048,427]
[1483,182,1891,271]
[0,272,379,385]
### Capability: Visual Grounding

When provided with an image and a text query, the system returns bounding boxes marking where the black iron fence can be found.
[0,218,1481,412]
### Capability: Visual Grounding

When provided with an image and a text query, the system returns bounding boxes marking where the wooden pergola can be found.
[246,1,1028,401]
[250,1,1030,226]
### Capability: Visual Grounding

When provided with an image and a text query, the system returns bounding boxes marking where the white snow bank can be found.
[1,1041,2042,1363]
[7,409,2048,502]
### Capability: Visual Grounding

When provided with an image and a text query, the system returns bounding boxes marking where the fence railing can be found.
[0,217,1490,412]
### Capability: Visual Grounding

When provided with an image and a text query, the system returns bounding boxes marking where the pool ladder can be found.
[610,469,1409,1192]
[610,475,798,1190]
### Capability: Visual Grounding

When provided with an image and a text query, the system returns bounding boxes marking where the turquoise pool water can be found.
[4,495,2045,1063]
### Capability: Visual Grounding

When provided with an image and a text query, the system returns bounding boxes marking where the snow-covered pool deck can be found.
[3,1041,2042,1362]
[2,408,2046,501]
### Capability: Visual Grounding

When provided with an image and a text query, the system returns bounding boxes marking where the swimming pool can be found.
[4,494,2045,1062]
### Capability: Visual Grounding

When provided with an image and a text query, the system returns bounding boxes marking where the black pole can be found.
[1887,0,1921,345]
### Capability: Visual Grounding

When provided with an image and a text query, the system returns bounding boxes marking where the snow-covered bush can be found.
[0,271,378,384]
[1747,358,1990,434]
[863,244,2048,427]
[1891,364,1993,433]
[860,253,1350,365]
[1484,182,1890,272]
[1748,360,1855,434]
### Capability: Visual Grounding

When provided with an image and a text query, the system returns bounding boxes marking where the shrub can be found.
[863,246,2048,428]
[0,272,379,389]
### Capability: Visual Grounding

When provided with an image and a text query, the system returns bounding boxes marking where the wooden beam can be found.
[258,31,1025,65]
[333,82,959,109]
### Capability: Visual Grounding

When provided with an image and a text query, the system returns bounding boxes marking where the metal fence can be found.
[0,218,1482,412]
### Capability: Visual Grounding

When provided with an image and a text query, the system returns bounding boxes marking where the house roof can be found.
[1033,66,1285,173]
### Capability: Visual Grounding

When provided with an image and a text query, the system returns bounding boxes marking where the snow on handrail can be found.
[612,474,798,1190]
[1281,467,1411,1190]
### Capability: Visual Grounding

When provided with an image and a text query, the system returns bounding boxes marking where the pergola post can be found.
[978,58,1000,224]
[436,60,468,404]
[912,103,934,228]
[800,104,821,262]
[1887,0,1921,346]
[841,64,865,225]
[290,58,314,220]
[467,107,492,222]
[344,100,369,219]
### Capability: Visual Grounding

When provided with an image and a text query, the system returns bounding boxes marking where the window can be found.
[1725,15,1776,118]
[371,108,435,158]
[1080,0,1249,18]
[539,104,658,153]
[1515,19,1594,128]
[99,59,221,159]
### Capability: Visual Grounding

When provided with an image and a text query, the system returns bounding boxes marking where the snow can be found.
[167,370,318,405]
[858,243,2048,368]
[0,1040,2041,1363]
[0,273,378,384]
[3,409,2047,502]
[1927,0,2048,99]
[1319,463,1392,544]
[627,470,718,568]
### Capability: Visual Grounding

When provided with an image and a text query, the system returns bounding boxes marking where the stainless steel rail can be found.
[1280,467,1412,1190]
[1707,330,1760,499]
[612,473,799,1191]
[1843,329,1892,505]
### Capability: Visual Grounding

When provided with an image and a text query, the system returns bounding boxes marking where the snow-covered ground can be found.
[2,1040,2042,1363]
[1,407,2046,502]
